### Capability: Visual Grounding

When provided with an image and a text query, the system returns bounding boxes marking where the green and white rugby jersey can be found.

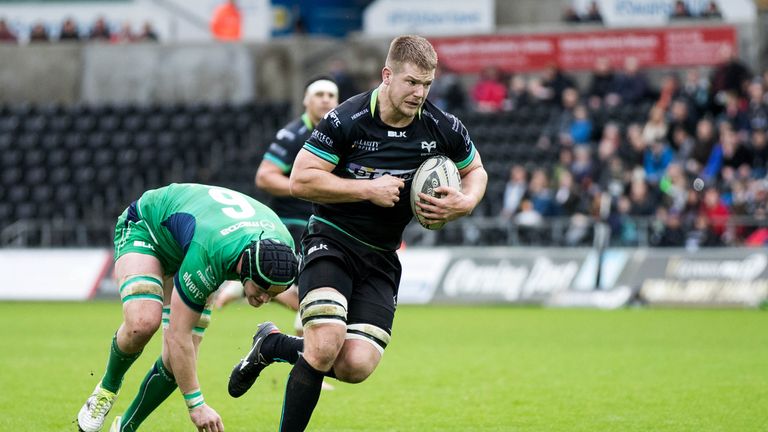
[120,183,294,312]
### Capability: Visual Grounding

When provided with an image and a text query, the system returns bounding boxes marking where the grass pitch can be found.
[0,302,766,431]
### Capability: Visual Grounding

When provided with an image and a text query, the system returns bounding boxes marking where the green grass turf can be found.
[0,302,766,431]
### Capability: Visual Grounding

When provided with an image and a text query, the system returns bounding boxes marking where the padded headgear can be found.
[240,239,298,291]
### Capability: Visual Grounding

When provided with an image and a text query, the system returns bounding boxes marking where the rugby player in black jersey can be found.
[228,35,488,431]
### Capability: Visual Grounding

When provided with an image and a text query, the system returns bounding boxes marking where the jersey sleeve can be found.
[444,114,478,170]
[263,127,302,173]
[303,109,347,166]
[174,243,221,313]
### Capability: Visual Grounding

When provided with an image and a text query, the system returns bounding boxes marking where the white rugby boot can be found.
[77,383,117,432]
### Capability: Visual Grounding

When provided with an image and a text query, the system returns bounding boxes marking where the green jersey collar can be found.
[301,112,314,131]
[370,88,422,120]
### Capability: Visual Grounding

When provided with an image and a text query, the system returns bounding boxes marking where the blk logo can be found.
[388,131,407,138]
[421,141,436,152]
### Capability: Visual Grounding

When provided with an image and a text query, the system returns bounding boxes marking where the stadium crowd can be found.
[0,16,158,43]
[429,46,768,248]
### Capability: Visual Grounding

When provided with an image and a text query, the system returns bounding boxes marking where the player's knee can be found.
[334,355,376,384]
[125,313,161,342]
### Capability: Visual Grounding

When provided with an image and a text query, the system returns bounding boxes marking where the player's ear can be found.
[382,66,392,85]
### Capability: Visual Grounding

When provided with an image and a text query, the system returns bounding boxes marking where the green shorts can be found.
[113,201,177,274]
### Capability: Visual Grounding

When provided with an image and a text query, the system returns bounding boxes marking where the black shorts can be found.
[298,219,401,335]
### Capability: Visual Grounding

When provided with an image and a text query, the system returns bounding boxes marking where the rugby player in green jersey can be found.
[77,183,298,432]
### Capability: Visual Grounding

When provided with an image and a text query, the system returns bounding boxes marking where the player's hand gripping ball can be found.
[410,155,462,230]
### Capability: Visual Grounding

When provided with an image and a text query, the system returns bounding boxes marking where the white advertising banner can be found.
[573,0,755,27]
[363,0,494,37]
[0,249,112,300]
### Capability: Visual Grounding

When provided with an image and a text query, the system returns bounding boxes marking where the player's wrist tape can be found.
[183,389,205,410]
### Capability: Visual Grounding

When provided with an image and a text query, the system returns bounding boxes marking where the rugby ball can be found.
[410,155,462,230]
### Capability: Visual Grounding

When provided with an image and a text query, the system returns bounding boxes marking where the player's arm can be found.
[290,148,403,207]
[167,288,224,431]
[255,159,291,197]
[417,151,487,225]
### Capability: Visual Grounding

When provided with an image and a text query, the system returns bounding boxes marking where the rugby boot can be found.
[77,383,117,432]
[228,322,280,397]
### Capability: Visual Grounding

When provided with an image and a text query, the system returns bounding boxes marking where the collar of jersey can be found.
[300,112,314,131]
[370,88,422,120]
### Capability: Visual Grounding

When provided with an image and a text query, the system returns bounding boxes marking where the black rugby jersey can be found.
[261,113,315,225]
[303,88,477,251]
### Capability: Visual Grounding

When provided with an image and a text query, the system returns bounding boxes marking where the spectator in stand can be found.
[700,186,730,239]
[669,0,693,20]
[687,213,723,248]
[541,64,575,107]
[719,127,753,178]
[428,65,467,113]
[553,147,574,184]
[659,162,688,212]
[571,145,596,186]
[527,76,552,104]
[58,17,80,41]
[746,80,768,131]
[700,0,723,19]
[680,68,710,118]
[656,73,681,112]
[717,92,750,136]
[569,104,593,145]
[670,125,696,163]
[501,164,528,218]
[587,57,617,109]
[111,21,135,43]
[687,117,718,176]
[210,0,241,41]
[599,156,628,198]
[472,66,507,112]
[583,1,603,23]
[552,170,583,216]
[562,6,581,23]
[644,138,675,184]
[628,178,657,216]
[90,16,112,41]
[657,210,686,247]
[514,199,544,244]
[597,122,621,165]
[138,21,159,42]
[527,168,555,217]
[749,128,768,178]
[608,196,639,246]
[29,21,50,43]
[710,45,751,108]
[614,56,649,104]
[642,104,669,146]
[666,99,697,147]
[504,75,530,111]
[619,123,646,169]
[0,18,17,43]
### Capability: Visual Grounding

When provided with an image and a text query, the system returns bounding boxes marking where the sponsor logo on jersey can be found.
[133,240,155,250]
[311,129,334,147]
[388,130,407,138]
[196,269,213,290]
[325,110,341,128]
[352,139,380,152]
[276,128,296,141]
[351,108,369,120]
[220,220,277,236]
[421,141,436,152]
[307,243,328,256]
[347,163,417,181]
[183,272,205,300]
[268,142,288,156]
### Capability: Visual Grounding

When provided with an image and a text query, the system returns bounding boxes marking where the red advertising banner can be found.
[431,26,736,73]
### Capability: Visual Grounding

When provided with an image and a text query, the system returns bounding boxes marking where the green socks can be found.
[120,356,178,432]
[100,335,142,393]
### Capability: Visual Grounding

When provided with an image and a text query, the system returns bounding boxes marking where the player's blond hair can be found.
[385,35,438,73]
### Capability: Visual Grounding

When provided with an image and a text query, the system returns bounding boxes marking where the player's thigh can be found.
[116,253,166,325]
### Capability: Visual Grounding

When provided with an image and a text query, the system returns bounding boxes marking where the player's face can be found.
[243,280,271,308]
[386,62,434,119]
[306,90,339,123]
